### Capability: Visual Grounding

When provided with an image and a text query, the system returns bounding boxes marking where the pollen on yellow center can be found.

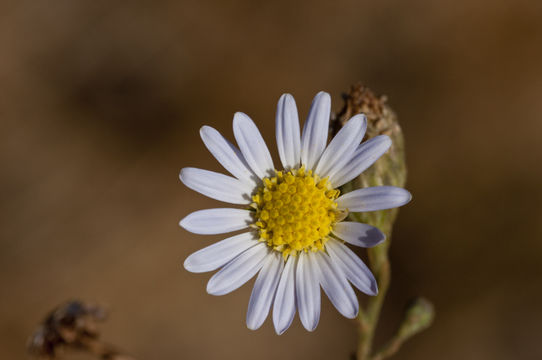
[250,166,341,259]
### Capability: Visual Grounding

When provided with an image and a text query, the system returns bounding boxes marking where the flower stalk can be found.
[333,84,433,360]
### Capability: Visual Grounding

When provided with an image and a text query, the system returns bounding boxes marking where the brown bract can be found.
[27,300,134,360]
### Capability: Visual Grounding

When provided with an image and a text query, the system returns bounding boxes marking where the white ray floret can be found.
[296,252,321,331]
[180,91,411,334]
[233,112,274,179]
[300,91,330,170]
[314,113,367,178]
[247,252,284,330]
[331,221,386,248]
[313,251,358,319]
[183,232,257,273]
[199,125,257,186]
[180,167,252,204]
[206,243,269,296]
[328,135,392,187]
[275,94,301,170]
[272,256,297,334]
[336,186,412,212]
[179,208,252,235]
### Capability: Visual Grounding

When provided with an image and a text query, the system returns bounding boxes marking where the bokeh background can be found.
[2,0,542,359]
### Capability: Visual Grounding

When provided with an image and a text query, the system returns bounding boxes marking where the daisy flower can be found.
[180,91,411,334]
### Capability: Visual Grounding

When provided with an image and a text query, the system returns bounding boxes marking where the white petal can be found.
[179,208,252,235]
[331,221,386,248]
[183,232,258,273]
[300,91,331,170]
[329,135,392,188]
[296,252,321,331]
[180,167,253,204]
[326,239,378,295]
[246,252,284,330]
[273,256,297,335]
[315,114,367,178]
[276,94,301,169]
[233,112,274,179]
[207,243,269,296]
[200,126,256,185]
[313,251,358,319]
[336,186,412,212]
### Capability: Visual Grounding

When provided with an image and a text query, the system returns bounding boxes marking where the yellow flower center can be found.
[251,166,341,259]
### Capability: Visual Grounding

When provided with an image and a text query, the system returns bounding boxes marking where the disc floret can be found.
[251,166,340,258]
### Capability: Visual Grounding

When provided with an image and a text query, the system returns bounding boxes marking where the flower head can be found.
[180,91,411,334]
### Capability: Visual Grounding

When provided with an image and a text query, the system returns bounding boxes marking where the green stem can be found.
[370,333,403,360]
[334,83,433,360]
[332,84,408,360]
[369,297,435,360]
[355,221,392,360]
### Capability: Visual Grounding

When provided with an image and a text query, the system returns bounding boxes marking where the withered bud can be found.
[27,300,107,359]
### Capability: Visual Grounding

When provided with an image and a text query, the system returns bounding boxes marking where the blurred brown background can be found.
[1,0,541,359]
